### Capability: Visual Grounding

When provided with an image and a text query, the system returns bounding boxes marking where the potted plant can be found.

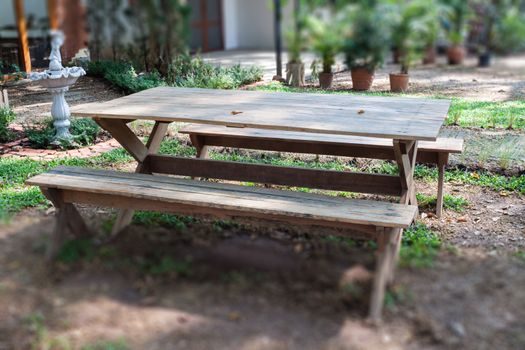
[343,2,390,91]
[305,11,344,89]
[477,2,519,67]
[285,29,305,87]
[389,0,427,92]
[419,0,443,64]
[284,1,309,87]
[441,0,470,65]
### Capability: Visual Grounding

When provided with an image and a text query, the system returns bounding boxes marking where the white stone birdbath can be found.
[29,30,86,144]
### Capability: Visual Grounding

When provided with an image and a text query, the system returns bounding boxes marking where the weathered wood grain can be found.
[179,125,464,153]
[27,166,418,229]
[145,155,403,196]
[71,87,451,141]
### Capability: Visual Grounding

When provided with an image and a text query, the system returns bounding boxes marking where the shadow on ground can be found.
[1,204,524,349]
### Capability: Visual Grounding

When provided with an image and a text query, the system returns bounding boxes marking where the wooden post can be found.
[47,0,59,30]
[273,0,282,78]
[13,0,31,73]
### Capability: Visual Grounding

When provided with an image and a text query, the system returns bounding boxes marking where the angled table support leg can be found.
[95,118,170,236]
[393,140,418,208]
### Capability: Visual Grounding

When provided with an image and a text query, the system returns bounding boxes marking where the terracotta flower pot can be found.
[351,67,374,91]
[318,72,334,89]
[389,73,409,93]
[447,45,465,65]
[423,46,436,65]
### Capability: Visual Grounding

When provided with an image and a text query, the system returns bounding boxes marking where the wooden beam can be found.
[60,189,380,236]
[146,155,403,196]
[111,121,169,236]
[13,0,31,72]
[47,0,59,30]
[95,118,149,162]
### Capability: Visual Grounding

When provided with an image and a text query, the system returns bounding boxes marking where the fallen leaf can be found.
[457,216,468,223]
[357,109,365,114]
[231,111,243,115]
[499,191,509,197]
[427,212,438,219]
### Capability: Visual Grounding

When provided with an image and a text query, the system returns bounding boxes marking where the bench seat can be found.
[27,166,417,229]
[179,124,463,161]
[27,166,418,321]
[180,125,464,217]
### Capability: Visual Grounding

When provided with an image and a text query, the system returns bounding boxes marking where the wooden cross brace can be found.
[95,118,170,235]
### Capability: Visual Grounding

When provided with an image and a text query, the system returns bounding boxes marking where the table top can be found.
[71,87,451,141]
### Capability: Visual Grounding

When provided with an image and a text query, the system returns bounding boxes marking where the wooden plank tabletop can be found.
[71,87,451,141]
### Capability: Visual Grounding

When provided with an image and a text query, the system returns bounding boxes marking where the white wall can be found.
[222,0,293,50]
[0,0,48,37]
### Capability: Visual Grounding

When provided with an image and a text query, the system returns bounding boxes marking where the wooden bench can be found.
[180,125,464,217]
[27,165,417,321]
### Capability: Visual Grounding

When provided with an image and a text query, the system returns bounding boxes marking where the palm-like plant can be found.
[390,0,429,74]
[305,12,345,74]
[343,2,391,72]
[440,0,470,46]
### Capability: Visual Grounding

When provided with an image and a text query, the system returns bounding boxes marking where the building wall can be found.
[0,0,48,38]
[222,0,293,50]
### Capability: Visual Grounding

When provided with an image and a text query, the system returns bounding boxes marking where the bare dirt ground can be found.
[0,178,524,349]
[7,76,124,124]
[1,57,524,349]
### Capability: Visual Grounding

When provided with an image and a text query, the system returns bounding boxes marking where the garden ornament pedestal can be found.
[29,30,86,144]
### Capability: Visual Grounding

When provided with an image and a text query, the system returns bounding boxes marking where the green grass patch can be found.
[513,251,525,263]
[82,339,129,350]
[140,256,193,277]
[446,99,525,129]
[416,193,469,212]
[57,238,97,263]
[321,235,357,248]
[0,148,132,219]
[253,82,525,130]
[132,211,195,230]
[400,223,441,268]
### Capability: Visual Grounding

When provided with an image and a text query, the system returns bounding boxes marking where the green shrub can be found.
[87,60,164,94]
[167,55,263,89]
[0,107,16,142]
[24,118,101,149]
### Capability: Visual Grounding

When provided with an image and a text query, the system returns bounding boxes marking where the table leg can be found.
[393,140,418,207]
[95,119,170,236]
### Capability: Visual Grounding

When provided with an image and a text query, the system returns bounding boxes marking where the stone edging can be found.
[0,138,121,161]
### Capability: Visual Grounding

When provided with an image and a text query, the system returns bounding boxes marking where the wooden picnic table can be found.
[71,87,450,233]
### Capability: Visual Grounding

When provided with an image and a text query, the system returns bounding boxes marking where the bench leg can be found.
[42,188,90,261]
[369,227,400,323]
[189,134,209,159]
[436,153,448,218]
